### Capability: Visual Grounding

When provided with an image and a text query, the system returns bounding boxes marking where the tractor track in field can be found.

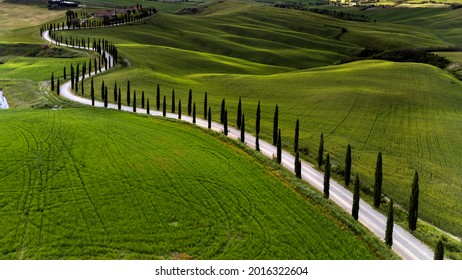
[41,21,436,259]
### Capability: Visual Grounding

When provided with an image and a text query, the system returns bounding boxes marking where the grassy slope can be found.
[52,2,462,236]
[0,108,392,260]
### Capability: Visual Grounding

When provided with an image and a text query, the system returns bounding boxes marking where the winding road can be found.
[42,24,434,260]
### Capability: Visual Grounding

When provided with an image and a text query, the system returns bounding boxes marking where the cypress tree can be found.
[63,66,67,80]
[57,78,60,96]
[101,80,105,100]
[277,129,282,164]
[220,98,226,123]
[178,99,181,119]
[273,104,278,145]
[118,91,121,110]
[127,80,130,105]
[71,64,74,89]
[240,114,245,143]
[133,91,136,112]
[76,64,79,85]
[255,133,260,152]
[193,102,196,124]
[374,152,383,208]
[294,118,299,153]
[204,91,208,120]
[114,81,117,102]
[141,91,145,108]
[345,144,352,187]
[385,198,394,248]
[163,96,166,117]
[352,173,360,220]
[75,75,78,92]
[81,78,84,96]
[223,109,228,135]
[256,100,261,135]
[317,133,324,168]
[295,151,301,179]
[104,86,108,108]
[434,239,444,260]
[324,153,331,199]
[171,89,175,113]
[188,89,192,116]
[51,73,54,91]
[156,84,160,110]
[237,97,242,129]
[208,107,212,129]
[408,170,419,231]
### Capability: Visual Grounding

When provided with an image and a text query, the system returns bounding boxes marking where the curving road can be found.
[42,26,434,260]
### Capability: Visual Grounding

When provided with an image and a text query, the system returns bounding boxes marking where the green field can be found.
[50,1,462,237]
[0,108,393,259]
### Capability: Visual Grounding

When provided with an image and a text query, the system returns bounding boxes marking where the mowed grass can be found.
[0,108,391,260]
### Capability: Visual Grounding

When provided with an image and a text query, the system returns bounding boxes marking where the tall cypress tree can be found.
[273,104,278,145]
[324,153,331,199]
[277,129,282,164]
[188,89,192,116]
[101,80,105,100]
[352,173,360,220]
[118,91,121,110]
[345,144,352,187]
[317,133,324,168]
[256,100,261,135]
[408,170,419,231]
[374,152,383,208]
[104,86,108,108]
[76,64,79,85]
[127,80,130,105]
[114,81,117,102]
[237,97,242,129]
[51,72,55,91]
[163,96,166,117]
[434,239,444,260]
[294,118,299,153]
[178,99,181,119]
[156,84,160,110]
[240,114,245,143]
[208,107,212,129]
[133,91,136,112]
[146,98,150,115]
[255,133,260,152]
[81,78,84,96]
[57,78,60,96]
[295,151,301,179]
[141,91,145,108]
[71,64,74,89]
[63,66,67,80]
[204,91,208,120]
[220,98,226,123]
[171,89,175,113]
[223,109,228,136]
[385,198,394,248]
[193,102,196,124]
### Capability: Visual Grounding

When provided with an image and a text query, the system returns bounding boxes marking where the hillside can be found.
[0,108,393,259]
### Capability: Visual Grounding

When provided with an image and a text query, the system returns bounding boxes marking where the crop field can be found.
[0,108,392,259]
[50,1,462,237]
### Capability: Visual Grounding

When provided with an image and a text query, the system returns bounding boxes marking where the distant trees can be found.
[345,144,352,187]
[276,129,282,164]
[188,89,192,116]
[273,104,278,145]
[324,153,330,199]
[434,239,444,260]
[385,198,394,248]
[237,97,242,129]
[352,173,360,220]
[374,152,383,208]
[240,114,245,143]
[317,133,324,168]
[408,171,419,231]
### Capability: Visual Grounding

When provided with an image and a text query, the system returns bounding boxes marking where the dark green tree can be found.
[220,98,226,123]
[141,91,145,109]
[295,151,301,179]
[256,100,261,135]
[91,78,95,106]
[71,64,74,89]
[352,173,360,220]
[193,102,196,124]
[81,78,84,96]
[434,239,444,260]
[204,91,208,120]
[63,66,67,80]
[237,97,242,129]
[156,84,160,110]
[57,78,60,96]
[113,81,117,102]
[240,114,245,143]
[178,99,181,119]
[101,80,105,100]
[255,133,260,152]
[324,153,331,199]
[163,96,166,117]
[294,118,299,153]
[117,91,121,110]
[317,133,324,168]
[51,72,55,91]
[223,109,228,135]
[127,80,130,105]
[345,144,352,187]
[171,89,175,113]
[133,91,136,112]
[273,104,279,145]
[385,198,394,248]
[188,89,192,116]
[374,152,383,208]
[76,64,79,85]
[277,129,282,164]
[408,170,419,231]
[104,86,108,108]
[208,107,212,129]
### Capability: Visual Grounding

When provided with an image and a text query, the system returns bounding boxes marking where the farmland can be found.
[50,1,462,238]
[0,108,392,259]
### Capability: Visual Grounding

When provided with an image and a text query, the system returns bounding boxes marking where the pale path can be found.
[0,90,9,109]
[42,28,434,260]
